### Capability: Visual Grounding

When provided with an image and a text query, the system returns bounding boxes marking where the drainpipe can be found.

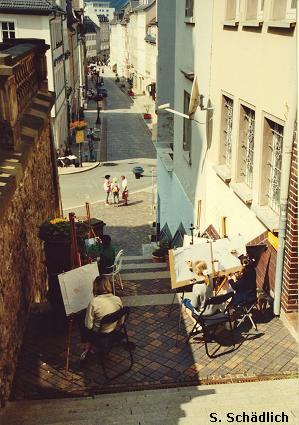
[273,8,298,316]
[273,122,297,316]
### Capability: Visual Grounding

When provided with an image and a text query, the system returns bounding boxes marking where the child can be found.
[103,175,111,206]
[121,175,129,206]
[111,177,120,206]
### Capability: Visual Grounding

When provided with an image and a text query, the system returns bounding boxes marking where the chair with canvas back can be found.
[186,291,235,358]
[102,249,124,294]
[92,306,134,381]
[230,263,258,331]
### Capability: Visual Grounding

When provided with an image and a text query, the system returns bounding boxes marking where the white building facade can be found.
[156,0,297,313]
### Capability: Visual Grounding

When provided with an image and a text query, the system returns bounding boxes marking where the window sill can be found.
[223,20,239,27]
[251,204,279,232]
[242,20,263,27]
[156,144,174,172]
[230,182,253,205]
[266,20,296,28]
[184,17,195,25]
[213,164,231,183]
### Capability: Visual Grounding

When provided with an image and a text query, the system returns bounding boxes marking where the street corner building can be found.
[0,38,60,406]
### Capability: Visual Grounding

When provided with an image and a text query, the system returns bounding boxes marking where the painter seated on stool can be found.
[227,256,257,307]
[77,275,123,359]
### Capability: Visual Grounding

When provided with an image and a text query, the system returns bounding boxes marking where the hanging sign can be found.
[76,130,84,144]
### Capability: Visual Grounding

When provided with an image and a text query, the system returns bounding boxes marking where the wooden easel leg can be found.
[65,316,73,374]
[175,290,185,346]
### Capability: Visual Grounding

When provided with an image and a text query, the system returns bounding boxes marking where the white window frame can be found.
[267,122,283,213]
[286,0,297,20]
[257,0,265,20]
[222,95,234,170]
[240,105,255,188]
[0,20,16,41]
[225,0,241,21]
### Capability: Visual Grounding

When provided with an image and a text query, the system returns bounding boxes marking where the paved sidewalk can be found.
[58,161,100,175]
[2,379,298,425]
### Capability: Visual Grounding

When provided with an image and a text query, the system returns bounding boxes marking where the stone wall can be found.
[0,117,59,406]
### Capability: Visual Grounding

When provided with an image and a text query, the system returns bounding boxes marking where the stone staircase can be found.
[1,379,298,425]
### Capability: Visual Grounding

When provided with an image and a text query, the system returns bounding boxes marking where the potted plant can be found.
[39,218,89,274]
[132,165,144,179]
[127,89,135,96]
[152,247,167,263]
[152,241,170,264]
[143,104,152,120]
[70,120,87,131]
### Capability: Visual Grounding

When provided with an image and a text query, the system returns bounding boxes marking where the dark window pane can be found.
[2,22,8,30]
[10,32,15,39]
[8,22,15,30]
[2,31,9,40]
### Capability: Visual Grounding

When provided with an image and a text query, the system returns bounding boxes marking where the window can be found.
[1,21,15,40]
[221,95,234,169]
[244,0,264,21]
[239,105,255,188]
[185,0,194,18]
[272,0,296,21]
[263,118,284,213]
[183,91,191,152]
[225,0,240,21]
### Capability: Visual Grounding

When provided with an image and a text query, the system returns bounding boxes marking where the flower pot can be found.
[152,254,165,263]
[143,113,152,120]
[134,173,141,179]
[43,239,71,274]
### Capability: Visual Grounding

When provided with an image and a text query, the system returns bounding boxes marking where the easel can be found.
[65,212,81,374]
[85,202,96,239]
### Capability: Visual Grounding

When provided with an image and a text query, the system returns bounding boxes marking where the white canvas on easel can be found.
[169,236,245,289]
[58,262,99,316]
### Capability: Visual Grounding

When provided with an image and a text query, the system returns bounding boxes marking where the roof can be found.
[84,16,97,33]
[133,0,155,12]
[0,0,64,14]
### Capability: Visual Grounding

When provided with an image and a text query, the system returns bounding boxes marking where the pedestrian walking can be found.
[103,175,111,205]
[121,175,129,206]
[87,128,95,161]
[111,177,120,207]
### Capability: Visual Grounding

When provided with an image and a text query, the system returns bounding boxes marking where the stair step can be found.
[121,271,170,280]
[123,255,153,262]
[122,262,167,271]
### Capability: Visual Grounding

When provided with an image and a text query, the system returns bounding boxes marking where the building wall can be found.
[157,0,213,237]
[281,138,298,312]
[110,22,127,77]
[157,156,194,236]
[0,123,59,405]
[156,0,176,145]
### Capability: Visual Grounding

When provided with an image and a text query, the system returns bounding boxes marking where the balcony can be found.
[0,39,54,150]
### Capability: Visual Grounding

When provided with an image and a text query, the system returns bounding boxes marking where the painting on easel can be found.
[169,236,246,290]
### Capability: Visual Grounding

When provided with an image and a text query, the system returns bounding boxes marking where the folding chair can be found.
[102,249,124,294]
[92,306,134,381]
[186,292,235,358]
[232,295,258,331]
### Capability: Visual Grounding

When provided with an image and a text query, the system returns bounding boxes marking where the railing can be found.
[15,52,38,115]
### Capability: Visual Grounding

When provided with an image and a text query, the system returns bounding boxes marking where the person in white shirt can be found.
[111,177,120,206]
[85,275,122,333]
[121,175,129,206]
[103,174,111,205]
[79,275,123,359]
